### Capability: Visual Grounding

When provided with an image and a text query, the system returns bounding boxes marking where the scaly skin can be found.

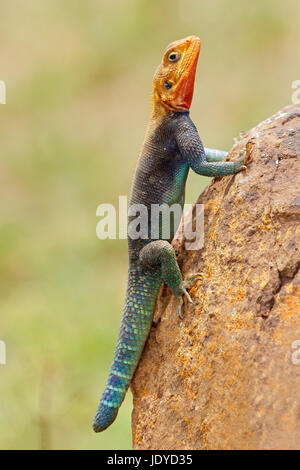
[93,35,246,432]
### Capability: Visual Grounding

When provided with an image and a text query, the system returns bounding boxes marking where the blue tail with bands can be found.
[93,269,161,432]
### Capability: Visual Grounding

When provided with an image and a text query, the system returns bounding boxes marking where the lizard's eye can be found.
[164,81,173,90]
[168,51,181,62]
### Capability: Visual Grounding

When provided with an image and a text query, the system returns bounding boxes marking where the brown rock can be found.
[131,104,300,450]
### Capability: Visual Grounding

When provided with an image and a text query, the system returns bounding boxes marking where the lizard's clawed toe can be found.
[177,297,183,319]
[182,286,193,304]
[183,272,203,288]
[176,272,203,318]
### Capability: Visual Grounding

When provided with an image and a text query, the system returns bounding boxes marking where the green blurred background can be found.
[0,0,299,449]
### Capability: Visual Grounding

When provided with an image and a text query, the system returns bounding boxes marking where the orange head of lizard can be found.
[152,35,201,113]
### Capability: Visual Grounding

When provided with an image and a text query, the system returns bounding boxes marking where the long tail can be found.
[93,268,161,432]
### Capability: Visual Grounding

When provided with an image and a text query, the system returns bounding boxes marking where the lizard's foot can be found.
[234,138,255,173]
[182,272,203,289]
[234,150,247,173]
[176,272,203,319]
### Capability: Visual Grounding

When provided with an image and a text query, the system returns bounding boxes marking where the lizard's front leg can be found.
[194,151,246,177]
[175,118,247,177]
[204,147,228,162]
[139,240,201,319]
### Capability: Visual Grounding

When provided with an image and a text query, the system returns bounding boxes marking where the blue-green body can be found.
[93,111,244,432]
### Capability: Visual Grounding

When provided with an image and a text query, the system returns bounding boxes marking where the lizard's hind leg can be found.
[139,241,201,319]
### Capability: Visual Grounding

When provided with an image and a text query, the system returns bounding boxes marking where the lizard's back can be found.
[128,112,190,263]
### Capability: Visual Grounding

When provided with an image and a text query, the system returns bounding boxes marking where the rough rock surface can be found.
[131,104,300,450]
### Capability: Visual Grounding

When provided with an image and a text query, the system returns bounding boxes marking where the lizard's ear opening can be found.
[164,81,173,90]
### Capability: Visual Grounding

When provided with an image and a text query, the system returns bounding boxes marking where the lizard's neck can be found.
[150,91,171,122]
[150,90,189,124]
